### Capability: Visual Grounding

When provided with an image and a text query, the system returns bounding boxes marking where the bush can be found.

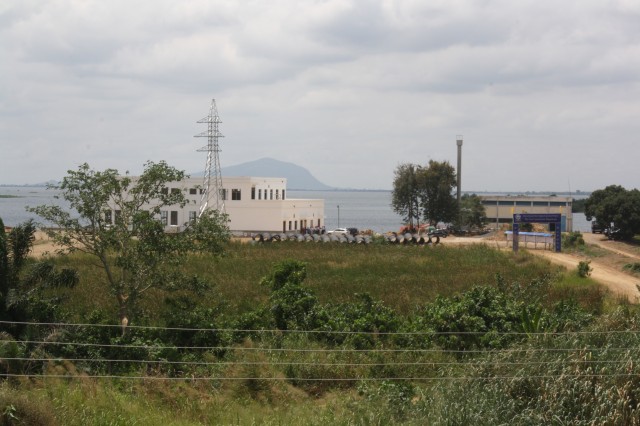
[623,263,640,273]
[562,231,585,248]
[577,260,592,278]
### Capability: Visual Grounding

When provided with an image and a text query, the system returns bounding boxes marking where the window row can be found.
[104,210,197,227]
[250,188,285,200]
[158,187,288,202]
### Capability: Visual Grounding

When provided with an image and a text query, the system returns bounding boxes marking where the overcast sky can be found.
[1,1,639,191]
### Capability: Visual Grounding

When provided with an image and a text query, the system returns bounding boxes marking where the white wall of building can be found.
[107,176,325,234]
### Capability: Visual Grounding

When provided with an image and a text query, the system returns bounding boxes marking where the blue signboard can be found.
[513,214,561,253]
[513,213,561,224]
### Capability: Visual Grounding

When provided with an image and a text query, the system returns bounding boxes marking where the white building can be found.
[107,176,325,234]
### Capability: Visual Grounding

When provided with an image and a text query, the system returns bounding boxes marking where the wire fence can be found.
[2,320,640,383]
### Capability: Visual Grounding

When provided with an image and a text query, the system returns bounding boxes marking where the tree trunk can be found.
[117,294,129,336]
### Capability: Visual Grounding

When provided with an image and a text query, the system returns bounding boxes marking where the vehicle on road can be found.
[327,228,349,235]
[592,221,604,234]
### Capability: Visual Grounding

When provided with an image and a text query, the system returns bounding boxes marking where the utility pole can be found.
[195,99,225,217]
[456,135,463,206]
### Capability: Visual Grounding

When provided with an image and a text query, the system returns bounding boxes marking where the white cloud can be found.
[1,0,639,191]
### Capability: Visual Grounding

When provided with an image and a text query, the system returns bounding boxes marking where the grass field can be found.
[50,240,605,322]
[3,241,633,425]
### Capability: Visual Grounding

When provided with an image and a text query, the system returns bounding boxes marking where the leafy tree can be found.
[0,219,76,326]
[28,161,231,331]
[417,160,457,225]
[457,194,487,229]
[261,260,317,331]
[391,163,421,229]
[584,185,640,240]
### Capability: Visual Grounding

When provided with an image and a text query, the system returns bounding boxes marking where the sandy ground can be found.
[27,229,640,301]
[438,231,640,301]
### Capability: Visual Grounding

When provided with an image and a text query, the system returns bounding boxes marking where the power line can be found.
[2,320,640,337]
[1,373,638,382]
[1,357,634,368]
[4,339,640,355]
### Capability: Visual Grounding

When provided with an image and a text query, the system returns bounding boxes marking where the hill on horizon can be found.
[214,158,333,190]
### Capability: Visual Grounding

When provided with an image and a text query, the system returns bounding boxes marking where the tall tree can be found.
[584,185,640,240]
[417,160,458,225]
[29,161,231,330]
[391,163,421,229]
[458,194,487,229]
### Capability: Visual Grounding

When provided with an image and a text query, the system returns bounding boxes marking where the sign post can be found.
[513,213,562,253]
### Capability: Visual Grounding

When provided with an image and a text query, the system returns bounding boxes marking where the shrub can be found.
[623,263,640,273]
[562,231,585,248]
[577,260,592,278]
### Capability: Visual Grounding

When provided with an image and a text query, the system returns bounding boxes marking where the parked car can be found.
[591,221,604,234]
[327,228,349,235]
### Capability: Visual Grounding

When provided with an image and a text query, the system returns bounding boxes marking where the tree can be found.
[29,161,231,331]
[584,185,640,240]
[0,219,77,325]
[417,160,458,225]
[391,163,421,229]
[457,194,487,229]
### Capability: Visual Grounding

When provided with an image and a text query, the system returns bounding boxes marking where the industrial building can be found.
[105,176,325,235]
[480,195,573,232]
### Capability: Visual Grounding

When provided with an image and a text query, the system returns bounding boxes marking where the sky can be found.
[1,0,639,192]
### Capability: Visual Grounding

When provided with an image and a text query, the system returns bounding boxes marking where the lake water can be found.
[1,186,591,233]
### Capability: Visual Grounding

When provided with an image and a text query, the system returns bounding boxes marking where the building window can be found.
[189,188,197,195]
[270,189,273,200]
[189,211,197,223]
[114,210,122,223]
[160,211,168,225]
[104,210,112,225]
[258,189,262,200]
[220,188,227,200]
[289,221,292,230]
[251,186,256,200]
[170,211,178,226]
[282,190,285,200]
[161,187,168,195]
[171,188,180,194]
[232,189,241,200]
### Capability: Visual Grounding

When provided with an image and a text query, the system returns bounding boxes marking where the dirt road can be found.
[440,232,640,301]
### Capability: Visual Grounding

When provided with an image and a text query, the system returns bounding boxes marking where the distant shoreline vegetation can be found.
[0,194,22,198]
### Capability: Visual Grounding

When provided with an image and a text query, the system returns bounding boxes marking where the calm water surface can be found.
[1,186,591,233]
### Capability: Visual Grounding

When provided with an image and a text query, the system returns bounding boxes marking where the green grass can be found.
[8,242,640,424]
[53,242,563,321]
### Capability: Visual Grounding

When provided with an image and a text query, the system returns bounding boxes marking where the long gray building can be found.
[480,195,573,232]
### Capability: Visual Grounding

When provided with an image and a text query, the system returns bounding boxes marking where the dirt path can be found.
[440,232,640,301]
[582,233,640,261]
[536,250,639,301]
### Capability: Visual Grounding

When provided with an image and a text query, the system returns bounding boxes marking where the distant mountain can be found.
[215,158,333,190]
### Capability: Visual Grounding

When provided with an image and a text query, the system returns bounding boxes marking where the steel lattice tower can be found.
[195,99,225,216]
